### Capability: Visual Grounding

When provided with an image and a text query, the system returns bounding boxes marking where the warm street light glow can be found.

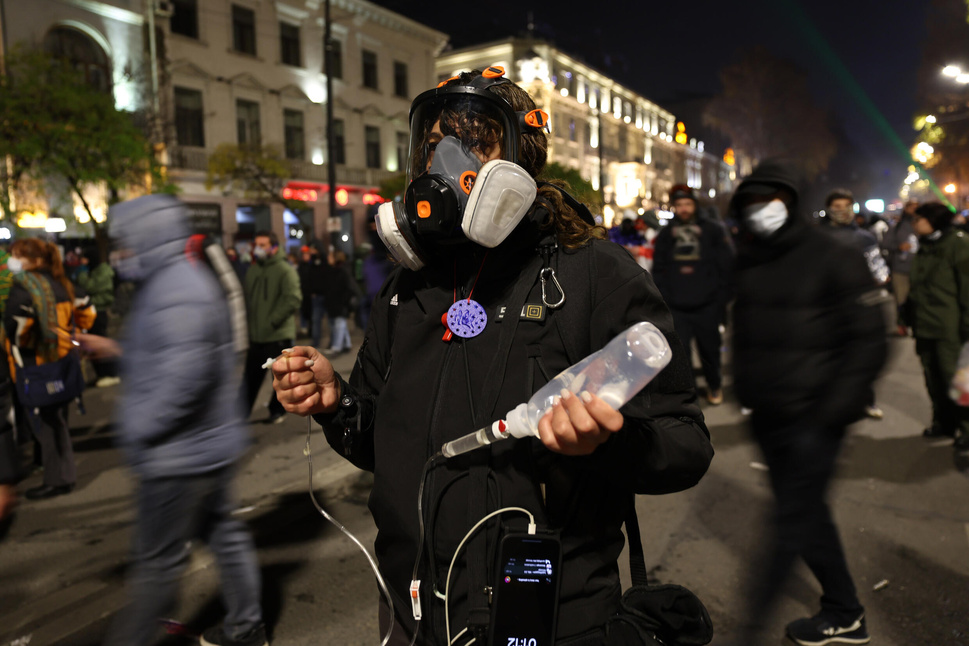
[943,65,962,77]
[956,73,969,84]
[945,183,957,194]
[926,114,937,123]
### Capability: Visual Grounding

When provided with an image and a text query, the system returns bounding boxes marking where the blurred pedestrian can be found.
[359,241,391,331]
[241,231,301,424]
[730,161,887,646]
[4,239,96,500]
[905,202,969,450]
[76,249,119,387]
[881,200,919,336]
[652,183,734,404]
[225,246,248,284]
[298,244,328,349]
[92,195,267,646]
[0,247,18,537]
[322,249,358,355]
[821,188,890,419]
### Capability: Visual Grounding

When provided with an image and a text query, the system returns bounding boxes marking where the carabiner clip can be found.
[540,267,566,309]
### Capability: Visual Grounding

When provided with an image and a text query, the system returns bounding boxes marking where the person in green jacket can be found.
[906,202,969,450]
[76,250,119,386]
[241,230,302,424]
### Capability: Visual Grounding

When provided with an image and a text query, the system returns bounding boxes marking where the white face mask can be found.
[743,200,789,237]
[6,257,23,273]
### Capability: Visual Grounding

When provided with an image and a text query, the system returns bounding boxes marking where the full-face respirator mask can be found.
[376,67,549,271]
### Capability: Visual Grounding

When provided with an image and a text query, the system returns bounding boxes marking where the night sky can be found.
[372,0,930,198]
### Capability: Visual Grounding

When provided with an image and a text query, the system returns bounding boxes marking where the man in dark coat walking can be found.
[652,184,734,404]
[731,161,887,646]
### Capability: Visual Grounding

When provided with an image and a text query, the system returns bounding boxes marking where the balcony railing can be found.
[170,147,401,188]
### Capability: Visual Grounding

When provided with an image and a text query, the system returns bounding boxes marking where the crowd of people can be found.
[1,68,968,646]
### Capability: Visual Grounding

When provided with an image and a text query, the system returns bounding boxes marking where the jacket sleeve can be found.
[120,296,222,445]
[269,264,302,330]
[312,269,400,471]
[953,237,969,343]
[813,251,889,429]
[650,229,672,299]
[585,249,713,494]
[713,221,736,309]
[4,284,34,350]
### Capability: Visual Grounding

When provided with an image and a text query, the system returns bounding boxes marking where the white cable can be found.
[444,507,535,645]
[449,627,469,646]
[304,416,396,646]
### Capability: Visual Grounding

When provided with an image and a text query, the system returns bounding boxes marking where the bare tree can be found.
[703,47,837,182]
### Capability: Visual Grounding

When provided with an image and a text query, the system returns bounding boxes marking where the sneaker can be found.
[706,388,723,405]
[864,405,883,420]
[786,613,869,646]
[95,376,121,388]
[200,624,268,646]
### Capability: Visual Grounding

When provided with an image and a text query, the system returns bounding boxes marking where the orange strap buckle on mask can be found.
[521,109,550,130]
[482,66,505,78]
[437,75,460,88]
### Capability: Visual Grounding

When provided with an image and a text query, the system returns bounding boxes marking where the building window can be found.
[362,50,378,89]
[325,38,343,79]
[365,125,381,169]
[331,119,345,164]
[396,132,409,172]
[232,5,257,55]
[569,119,576,142]
[170,0,199,39]
[279,22,301,67]
[174,87,205,147]
[393,61,408,98]
[43,26,111,93]
[236,99,260,146]
[284,109,304,160]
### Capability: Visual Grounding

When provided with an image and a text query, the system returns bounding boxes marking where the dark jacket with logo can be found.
[652,214,734,311]
[906,228,969,342]
[730,173,887,428]
[314,233,713,643]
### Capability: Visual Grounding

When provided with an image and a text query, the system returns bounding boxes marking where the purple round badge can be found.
[447,299,488,338]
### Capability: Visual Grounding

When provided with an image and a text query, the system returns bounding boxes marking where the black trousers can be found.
[744,416,863,633]
[670,303,722,392]
[240,340,291,419]
[916,337,969,436]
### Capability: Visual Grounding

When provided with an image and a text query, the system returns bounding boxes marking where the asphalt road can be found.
[1,331,967,646]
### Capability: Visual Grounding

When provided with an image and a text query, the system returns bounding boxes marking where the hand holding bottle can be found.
[537,389,624,455]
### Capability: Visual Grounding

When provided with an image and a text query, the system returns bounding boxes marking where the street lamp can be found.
[943,65,962,77]
[945,183,957,194]
[926,114,937,124]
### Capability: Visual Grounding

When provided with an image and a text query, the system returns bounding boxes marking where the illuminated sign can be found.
[674,122,687,145]
[282,187,319,202]
[723,148,736,166]
[335,188,350,206]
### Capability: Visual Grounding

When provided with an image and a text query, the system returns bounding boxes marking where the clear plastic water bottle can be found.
[442,321,672,458]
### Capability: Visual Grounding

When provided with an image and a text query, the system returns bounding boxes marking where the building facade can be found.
[436,39,737,225]
[0,0,447,253]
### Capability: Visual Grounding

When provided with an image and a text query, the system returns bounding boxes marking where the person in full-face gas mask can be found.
[730,160,887,646]
[271,68,713,645]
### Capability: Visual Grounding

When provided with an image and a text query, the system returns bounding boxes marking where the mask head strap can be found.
[537,181,597,226]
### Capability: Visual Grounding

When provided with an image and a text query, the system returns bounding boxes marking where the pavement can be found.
[1,329,967,646]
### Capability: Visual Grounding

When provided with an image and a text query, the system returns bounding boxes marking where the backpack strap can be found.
[625,498,649,587]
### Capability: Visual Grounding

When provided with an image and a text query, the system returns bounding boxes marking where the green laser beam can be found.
[777,0,953,209]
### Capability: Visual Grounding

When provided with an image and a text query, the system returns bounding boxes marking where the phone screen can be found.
[488,534,561,646]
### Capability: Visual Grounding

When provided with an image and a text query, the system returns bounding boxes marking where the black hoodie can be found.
[730,161,887,428]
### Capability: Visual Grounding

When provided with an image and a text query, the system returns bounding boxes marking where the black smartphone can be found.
[488,533,562,646]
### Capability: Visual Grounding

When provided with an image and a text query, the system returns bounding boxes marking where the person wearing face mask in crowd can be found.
[821,189,890,420]
[270,68,713,645]
[4,240,96,500]
[241,231,302,424]
[652,184,735,406]
[79,196,267,646]
[729,161,887,646]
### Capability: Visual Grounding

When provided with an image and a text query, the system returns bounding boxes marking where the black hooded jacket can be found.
[313,220,713,643]
[730,162,887,428]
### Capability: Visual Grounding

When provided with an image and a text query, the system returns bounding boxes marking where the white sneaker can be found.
[864,405,883,420]
[95,376,121,387]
